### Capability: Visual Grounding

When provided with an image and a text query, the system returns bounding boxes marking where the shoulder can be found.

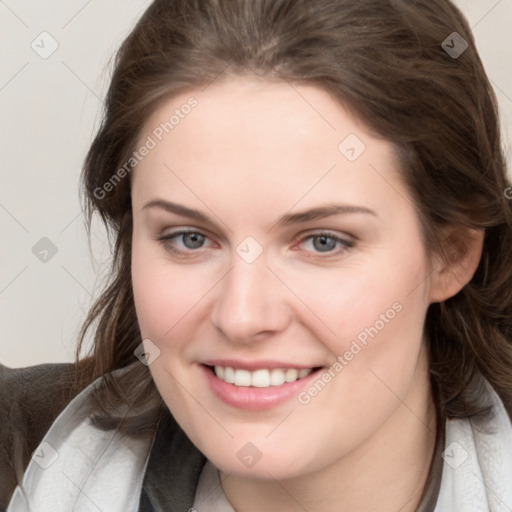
[0,361,92,511]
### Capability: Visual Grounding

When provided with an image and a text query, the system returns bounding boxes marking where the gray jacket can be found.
[0,362,206,512]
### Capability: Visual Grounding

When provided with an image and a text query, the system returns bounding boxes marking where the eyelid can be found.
[157,227,354,257]
[158,226,217,242]
[157,227,214,251]
[293,230,354,256]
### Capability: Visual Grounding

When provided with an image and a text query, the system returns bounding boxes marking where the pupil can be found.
[314,235,335,252]
[185,233,204,249]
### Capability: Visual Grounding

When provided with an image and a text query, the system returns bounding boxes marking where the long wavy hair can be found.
[76,0,512,434]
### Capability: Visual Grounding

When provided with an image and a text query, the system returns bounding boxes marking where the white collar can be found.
[435,381,512,511]
[8,374,512,511]
[7,374,152,512]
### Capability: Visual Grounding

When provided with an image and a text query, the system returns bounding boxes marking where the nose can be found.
[210,251,291,345]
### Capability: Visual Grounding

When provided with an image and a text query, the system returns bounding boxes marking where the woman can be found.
[4,0,512,510]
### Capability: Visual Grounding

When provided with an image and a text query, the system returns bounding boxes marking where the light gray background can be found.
[1,0,511,367]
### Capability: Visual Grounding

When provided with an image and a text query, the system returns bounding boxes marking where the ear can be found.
[429,226,485,304]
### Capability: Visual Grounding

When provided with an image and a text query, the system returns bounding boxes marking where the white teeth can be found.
[213,366,313,387]
[214,365,224,379]
[285,368,298,382]
[251,369,270,387]
[224,366,235,384]
[234,369,252,386]
[270,368,286,386]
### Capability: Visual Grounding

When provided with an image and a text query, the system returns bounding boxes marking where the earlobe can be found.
[429,226,485,304]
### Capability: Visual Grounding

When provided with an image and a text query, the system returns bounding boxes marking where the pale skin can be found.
[130,76,484,511]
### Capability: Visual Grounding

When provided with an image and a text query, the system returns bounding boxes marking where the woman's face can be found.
[131,76,437,479]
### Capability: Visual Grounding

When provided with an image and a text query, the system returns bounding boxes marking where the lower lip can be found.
[201,364,323,411]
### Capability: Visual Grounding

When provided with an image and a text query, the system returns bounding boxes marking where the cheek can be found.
[131,242,190,346]
[283,253,428,356]
[132,233,429,357]
[131,245,204,415]
[131,241,223,374]
[286,261,429,448]
[284,247,431,428]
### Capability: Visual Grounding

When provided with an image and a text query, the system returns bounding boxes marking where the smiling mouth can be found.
[205,364,323,388]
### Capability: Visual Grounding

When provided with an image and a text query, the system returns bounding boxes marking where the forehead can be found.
[139,76,374,157]
[131,76,409,222]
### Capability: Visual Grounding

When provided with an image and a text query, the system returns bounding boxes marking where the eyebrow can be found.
[142,199,377,229]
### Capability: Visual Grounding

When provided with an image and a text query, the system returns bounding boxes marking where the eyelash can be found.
[156,228,354,258]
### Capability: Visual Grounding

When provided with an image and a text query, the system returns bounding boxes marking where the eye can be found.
[157,229,212,256]
[296,231,354,256]
[157,228,354,258]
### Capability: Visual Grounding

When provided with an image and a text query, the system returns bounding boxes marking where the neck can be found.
[221,360,438,512]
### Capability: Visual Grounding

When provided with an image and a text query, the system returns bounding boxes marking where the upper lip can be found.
[201,359,321,371]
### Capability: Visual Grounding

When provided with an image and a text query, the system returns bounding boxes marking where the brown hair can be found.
[77,0,512,433]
